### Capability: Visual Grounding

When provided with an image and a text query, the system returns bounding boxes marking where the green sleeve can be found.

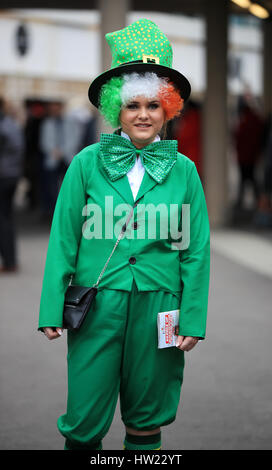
[179,162,210,339]
[38,155,86,330]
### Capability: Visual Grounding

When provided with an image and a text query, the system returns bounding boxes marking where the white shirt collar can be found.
[121,130,161,143]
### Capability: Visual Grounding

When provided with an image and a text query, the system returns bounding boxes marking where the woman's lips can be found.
[134,124,152,128]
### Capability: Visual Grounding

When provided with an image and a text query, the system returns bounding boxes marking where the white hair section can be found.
[120,72,168,106]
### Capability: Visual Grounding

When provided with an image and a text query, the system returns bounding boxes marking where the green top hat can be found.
[88,19,191,108]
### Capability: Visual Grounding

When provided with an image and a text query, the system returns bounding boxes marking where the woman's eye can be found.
[127,103,138,109]
[126,103,160,110]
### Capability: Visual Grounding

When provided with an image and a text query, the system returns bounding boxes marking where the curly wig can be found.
[99,76,124,128]
[98,72,184,128]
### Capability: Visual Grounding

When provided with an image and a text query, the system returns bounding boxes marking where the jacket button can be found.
[133,222,138,230]
[129,256,136,265]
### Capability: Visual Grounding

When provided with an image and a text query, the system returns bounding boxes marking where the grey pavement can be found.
[0,215,272,450]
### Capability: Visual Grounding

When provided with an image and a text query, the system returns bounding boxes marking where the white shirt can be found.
[121,131,160,200]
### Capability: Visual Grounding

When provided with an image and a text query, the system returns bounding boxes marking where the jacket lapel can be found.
[99,161,158,206]
[99,163,135,206]
[135,170,158,202]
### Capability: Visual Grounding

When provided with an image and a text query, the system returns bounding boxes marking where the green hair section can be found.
[99,76,124,128]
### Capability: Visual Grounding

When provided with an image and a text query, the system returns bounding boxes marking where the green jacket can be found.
[38,138,210,338]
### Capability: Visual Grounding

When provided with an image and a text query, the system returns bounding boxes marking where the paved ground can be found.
[0,211,272,450]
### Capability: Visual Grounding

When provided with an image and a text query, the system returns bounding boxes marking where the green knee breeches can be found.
[58,280,185,448]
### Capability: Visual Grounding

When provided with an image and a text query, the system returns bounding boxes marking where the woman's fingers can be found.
[43,327,58,340]
[176,335,198,351]
[43,327,63,340]
[184,338,198,351]
[175,335,185,348]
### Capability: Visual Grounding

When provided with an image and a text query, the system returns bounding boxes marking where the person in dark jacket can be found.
[234,98,263,209]
[0,98,24,272]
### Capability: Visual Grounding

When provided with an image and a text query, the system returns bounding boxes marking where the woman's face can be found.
[119,96,165,149]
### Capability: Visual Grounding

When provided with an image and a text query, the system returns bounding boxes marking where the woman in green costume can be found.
[38,19,210,451]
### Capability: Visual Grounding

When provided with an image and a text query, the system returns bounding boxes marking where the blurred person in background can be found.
[233,96,263,210]
[23,100,47,211]
[39,100,83,219]
[262,112,272,207]
[65,96,97,151]
[0,97,24,273]
[80,110,98,149]
[254,110,272,226]
[173,99,203,180]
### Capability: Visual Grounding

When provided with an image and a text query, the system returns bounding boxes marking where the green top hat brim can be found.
[88,62,191,109]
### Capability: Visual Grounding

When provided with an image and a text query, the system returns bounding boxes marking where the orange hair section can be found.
[158,83,184,121]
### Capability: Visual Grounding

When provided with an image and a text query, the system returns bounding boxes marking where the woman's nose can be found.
[138,107,149,119]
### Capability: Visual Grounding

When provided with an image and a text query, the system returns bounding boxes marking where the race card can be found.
[157,309,180,349]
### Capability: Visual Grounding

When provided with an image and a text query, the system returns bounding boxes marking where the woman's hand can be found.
[43,327,63,340]
[175,335,199,352]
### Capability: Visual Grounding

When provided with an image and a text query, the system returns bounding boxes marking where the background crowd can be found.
[1,93,272,272]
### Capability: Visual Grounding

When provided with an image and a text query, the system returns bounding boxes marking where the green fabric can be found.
[106,19,173,69]
[123,432,161,449]
[57,281,184,446]
[124,432,161,444]
[38,135,210,338]
[64,439,102,450]
[100,133,177,183]
[124,440,161,450]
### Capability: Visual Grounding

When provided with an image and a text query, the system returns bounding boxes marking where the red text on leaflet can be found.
[165,314,173,344]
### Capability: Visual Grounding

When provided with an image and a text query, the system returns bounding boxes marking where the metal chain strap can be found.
[92,197,142,288]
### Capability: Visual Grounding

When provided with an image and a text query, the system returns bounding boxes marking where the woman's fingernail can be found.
[57,329,63,335]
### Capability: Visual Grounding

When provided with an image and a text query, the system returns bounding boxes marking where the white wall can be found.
[0,11,99,81]
[0,9,264,96]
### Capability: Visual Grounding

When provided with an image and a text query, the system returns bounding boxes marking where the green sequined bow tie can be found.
[99,133,178,184]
